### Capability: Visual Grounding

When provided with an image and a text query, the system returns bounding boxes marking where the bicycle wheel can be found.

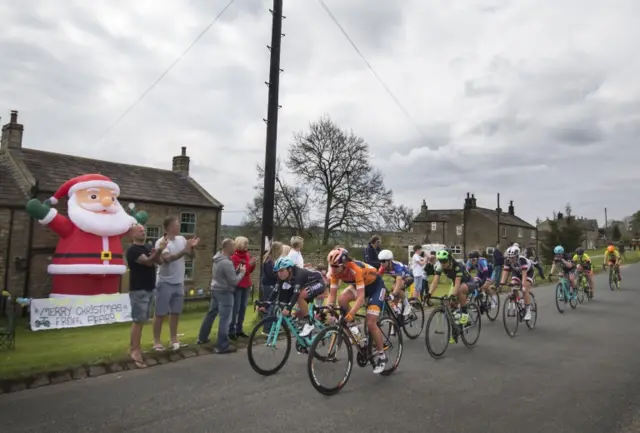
[555,283,566,314]
[485,291,500,322]
[576,275,585,304]
[503,296,519,337]
[307,325,353,396]
[609,268,617,291]
[373,316,403,376]
[425,306,450,359]
[402,298,425,340]
[247,317,292,376]
[526,293,537,329]
[569,286,578,309]
[461,303,481,347]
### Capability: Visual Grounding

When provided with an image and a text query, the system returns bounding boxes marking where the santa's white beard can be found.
[68,196,136,237]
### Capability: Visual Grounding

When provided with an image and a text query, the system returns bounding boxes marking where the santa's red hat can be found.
[48,174,120,205]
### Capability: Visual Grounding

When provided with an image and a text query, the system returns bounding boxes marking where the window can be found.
[184,258,195,281]
[145,226,162,247]
[180,212,197,235]
[449,245,462,254]
[501,226,507,238]
[530,230,536,239]
[517,228,523,238]
[456,225,463,236]
[431,222,437,231]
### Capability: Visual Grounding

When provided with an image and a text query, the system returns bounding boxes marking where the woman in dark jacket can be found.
[260,241,283,332]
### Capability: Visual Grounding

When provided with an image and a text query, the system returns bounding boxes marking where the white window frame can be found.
[451,245,462,254]
[456,225,463,236]
[184,257,195,281]
[501,226,507,238]
[180,212,197,235]
[530,230,536,239]
[431,222,437,231]
[145,225,162,247]
[517,228,523,238]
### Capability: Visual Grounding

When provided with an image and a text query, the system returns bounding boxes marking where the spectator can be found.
[260,241,283,332]
[197,238,246,353]
[153,216,198,352]
[492,243,504,283]
[411,245,426,299]
[364,235,381,268]
[281,244,291,257]
[126,225,162,368]
[619,242,626,259]
[423,251,437,290]
[229,236,256,340]
[526,247,545,279]
[288,236,305,267]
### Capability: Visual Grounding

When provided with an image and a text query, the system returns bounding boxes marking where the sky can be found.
[1,0,639,227]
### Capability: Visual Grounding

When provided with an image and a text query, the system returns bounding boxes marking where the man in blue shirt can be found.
[492,243,504,283]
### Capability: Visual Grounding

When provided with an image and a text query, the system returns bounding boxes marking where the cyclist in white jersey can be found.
[499,245,535,321]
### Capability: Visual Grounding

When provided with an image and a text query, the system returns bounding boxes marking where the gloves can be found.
[134,211,148,225]
[25,199,51,220]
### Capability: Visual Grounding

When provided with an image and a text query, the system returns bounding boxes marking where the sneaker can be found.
[214,345,238,354]
[491,296,498,309]
[458,313,469,325]
[524,308,532,321]
[403,305,412,317]
[373,353,388,374]
[299,323,315,338]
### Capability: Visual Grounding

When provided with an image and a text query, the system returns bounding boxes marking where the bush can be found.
[540,218,584,261]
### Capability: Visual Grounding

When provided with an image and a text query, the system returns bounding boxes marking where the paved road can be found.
[2,265,640,433]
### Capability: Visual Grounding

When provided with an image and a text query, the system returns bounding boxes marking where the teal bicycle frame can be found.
[263,302,328,349]
[555,274,576,313]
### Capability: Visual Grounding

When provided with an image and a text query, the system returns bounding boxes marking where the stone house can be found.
[537,213,599,249]
[0,110,222,298]
[412,193,538,257]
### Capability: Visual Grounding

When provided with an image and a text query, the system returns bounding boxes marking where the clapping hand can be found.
[187,237,200,248]
[237,263,246,274]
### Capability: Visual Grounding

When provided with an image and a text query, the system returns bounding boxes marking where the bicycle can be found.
[424,285,482,359]
[247,300,337,376]
[307,306,403,396]
[385,290,425,339]
[574,269,592,303]
[501,282,537,337]
[551,273,577,313]
[467,280,500,322]
[603,264,620,291]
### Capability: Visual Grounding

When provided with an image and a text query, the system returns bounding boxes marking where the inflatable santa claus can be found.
[25,174,148,297]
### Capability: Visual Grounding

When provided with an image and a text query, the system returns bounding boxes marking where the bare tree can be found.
[565,202,572,217]
[535,217,542,226]
[287,116,393,244]
[245,160,311,234]
[383,204,416,232]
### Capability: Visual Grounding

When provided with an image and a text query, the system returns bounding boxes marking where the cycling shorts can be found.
[511,268,535,285]
[304,281,326,299]
[342,275,386,316]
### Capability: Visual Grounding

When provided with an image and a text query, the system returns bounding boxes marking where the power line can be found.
[97,0,238,142]
[317,0,433,145]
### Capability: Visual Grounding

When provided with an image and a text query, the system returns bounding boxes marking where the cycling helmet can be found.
[576,247,584,255]
[506,246,520,257]
[436,250,450,262]
[513,243,520,249]
[553,245,564,255]
[273,256,295,271]
[378,249,393,261]
[468,251,480,259]
[327,248,349,266]
[607,245,615,253]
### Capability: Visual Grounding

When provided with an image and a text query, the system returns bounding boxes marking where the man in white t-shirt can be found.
[152,216,198,351]
[411,245,426,299]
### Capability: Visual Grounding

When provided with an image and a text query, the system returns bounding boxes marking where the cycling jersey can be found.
[434,259,473,283]
[329,260,378,291]
[552,253,575,273]
[504,256,535,282]
[466,258,493,282]
[378,260,415,288]
[270,267,325,309]
[604,250,621,264]
[572,253,592,270]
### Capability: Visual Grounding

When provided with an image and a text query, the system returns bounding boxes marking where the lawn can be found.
[1,249,637,380]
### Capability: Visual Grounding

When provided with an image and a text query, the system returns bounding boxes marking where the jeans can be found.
[492,267,502,284]
[198,290,234,351]
[261,284,276,333]
[229,286,250,335]
[534,263,545,279]
[413,276,424,296]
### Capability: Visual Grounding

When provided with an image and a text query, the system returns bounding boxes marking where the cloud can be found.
[1,0,639,229]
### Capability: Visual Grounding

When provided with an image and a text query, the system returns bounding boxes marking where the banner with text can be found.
[30,294,132,331]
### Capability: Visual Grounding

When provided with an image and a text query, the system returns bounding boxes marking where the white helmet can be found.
[378,249,393,261]
[513,243,520,249]
[506,246,520,257]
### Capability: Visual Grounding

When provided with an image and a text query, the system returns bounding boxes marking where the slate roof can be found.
[0,153,27,205]
[9,148,222,208]
[414,207,535,229]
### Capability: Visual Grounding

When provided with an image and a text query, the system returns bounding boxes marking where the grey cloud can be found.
[464,79,502,98]
[549,122,604,146]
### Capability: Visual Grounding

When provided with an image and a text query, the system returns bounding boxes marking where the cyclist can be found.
[573,247,595,298]
[377,249,414,318]
[466,251,498,309]
[426,249,476,326]
[326,248,388,374]
[603,245,623,281]
[266,257,326,338]
[500,245,535,321]
[548,245,577,291]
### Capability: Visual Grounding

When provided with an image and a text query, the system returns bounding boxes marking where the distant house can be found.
[0,110,223,298]
[412,193,537,257]
[537,213,599,249]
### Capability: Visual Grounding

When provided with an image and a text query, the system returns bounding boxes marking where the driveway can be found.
[1,265,639,433]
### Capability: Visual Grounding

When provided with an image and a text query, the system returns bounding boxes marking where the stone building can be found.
[412,193,538,257]
[0,110,222,298]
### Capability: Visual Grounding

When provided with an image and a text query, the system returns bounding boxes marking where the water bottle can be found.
[350,324,364,345]
[518,298,525,310]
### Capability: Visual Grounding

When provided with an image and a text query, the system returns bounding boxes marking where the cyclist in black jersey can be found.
[500,245,535,321]
[548,245,576,289]
[267,256,325,337]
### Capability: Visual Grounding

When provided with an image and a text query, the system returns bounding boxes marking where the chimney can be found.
[471,193,477,209]
[1,110,24,150]
[464,192,471,210]
[420,199,428,214]
[172,146,190,176]
[508,200,514,215]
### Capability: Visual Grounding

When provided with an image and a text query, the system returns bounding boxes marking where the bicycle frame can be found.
[261,302,327,348]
